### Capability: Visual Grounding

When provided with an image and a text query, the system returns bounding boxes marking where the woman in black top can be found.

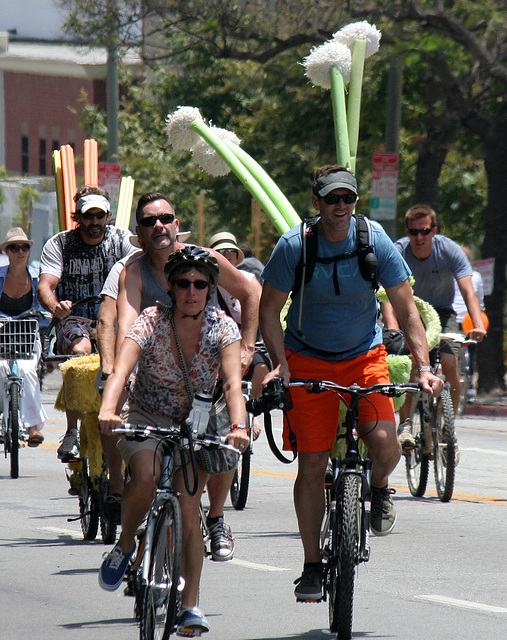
[0,228,47,446]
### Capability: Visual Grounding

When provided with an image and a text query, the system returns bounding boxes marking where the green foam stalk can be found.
[191,119,290,235]
[223,140,301,229]
[330,66,351,169]
[347,39,367,174]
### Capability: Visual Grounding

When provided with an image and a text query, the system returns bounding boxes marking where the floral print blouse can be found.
[126,304,241,422]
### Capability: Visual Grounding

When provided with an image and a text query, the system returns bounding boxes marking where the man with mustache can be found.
[38,185,137,462]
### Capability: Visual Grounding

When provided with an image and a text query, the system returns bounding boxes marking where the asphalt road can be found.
[1,369,506,640]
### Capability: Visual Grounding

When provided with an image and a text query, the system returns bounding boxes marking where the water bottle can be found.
[186,392,213,439]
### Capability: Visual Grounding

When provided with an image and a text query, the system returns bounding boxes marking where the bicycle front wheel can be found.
[8,384,20,479]
[405,400,430,497]
[328,474,360,640]
[140,495,182,640]
[433,384,456,502]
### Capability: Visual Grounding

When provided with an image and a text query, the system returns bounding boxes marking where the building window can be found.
[52,139,59,152]
[39,138,47,175]
[21,136,29,174]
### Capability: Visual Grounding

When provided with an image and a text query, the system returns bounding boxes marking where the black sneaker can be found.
[57,430,79,461]
[206,516,234,561]
[370,485,397,536]
[294,562,324,601]
[104,493,122,525]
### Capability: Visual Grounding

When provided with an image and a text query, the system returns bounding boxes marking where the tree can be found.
[351,1,506,390]
[61,0,505,388]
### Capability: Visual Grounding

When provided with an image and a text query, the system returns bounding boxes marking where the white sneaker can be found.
[398,418,416,449]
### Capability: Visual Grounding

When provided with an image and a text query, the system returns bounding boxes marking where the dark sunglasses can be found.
[138,213,175,228]
[173,278,209,290]
[407,227,434,236]
[322,193,357,205]
[218,248,238,256]
[7,244,31,253]
[81,210,107,220]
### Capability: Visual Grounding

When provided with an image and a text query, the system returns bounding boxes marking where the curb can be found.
[463,403,507,417]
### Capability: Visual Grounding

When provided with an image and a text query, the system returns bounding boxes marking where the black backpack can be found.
[292,213,379,297]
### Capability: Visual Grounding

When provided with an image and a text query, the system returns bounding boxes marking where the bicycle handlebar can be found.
[289,379,421,397]
[440,332,477,345]
[247,377,421,416]
[113,423,240,454]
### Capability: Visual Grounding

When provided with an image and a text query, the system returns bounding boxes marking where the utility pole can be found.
[106,44,119,162]
[383,61,402,240]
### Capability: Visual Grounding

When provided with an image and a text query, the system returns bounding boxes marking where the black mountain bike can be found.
[249,377,419,640]
[120,422,239,639]
[404,334,457,502]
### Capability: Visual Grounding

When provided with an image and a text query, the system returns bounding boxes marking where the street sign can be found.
[370,152,399,221]
[473,258,495,296]
[98,162,121,208]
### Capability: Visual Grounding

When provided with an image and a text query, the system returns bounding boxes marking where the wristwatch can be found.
[418,365,432,372]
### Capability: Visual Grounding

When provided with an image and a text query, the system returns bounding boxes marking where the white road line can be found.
[39,526,83,540]
[460,447,507,457]
[414,595,507,614]
[229,558,289,572]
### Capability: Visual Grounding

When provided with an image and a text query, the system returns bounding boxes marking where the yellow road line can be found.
[250,469,506,505]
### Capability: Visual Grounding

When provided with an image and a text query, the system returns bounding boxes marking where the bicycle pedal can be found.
[295,596,324,604]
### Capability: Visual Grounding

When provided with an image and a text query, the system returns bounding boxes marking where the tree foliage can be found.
[63,0,506,388]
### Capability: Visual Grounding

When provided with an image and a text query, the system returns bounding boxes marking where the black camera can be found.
[246,377,292,416]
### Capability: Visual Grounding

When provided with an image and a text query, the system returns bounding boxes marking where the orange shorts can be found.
[283,345,395,453]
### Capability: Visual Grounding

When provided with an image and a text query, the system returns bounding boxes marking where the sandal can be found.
[28,433,44,447]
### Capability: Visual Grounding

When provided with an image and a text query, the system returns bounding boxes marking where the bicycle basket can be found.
[0,318,39,359]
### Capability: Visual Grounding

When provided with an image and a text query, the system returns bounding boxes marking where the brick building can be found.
[0,34,142,176]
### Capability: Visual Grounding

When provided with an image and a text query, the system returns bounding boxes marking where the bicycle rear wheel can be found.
[230,412,253,510]
[79,457,99,540]
[99,463,117,545]
[8,384,20,479]
[433,384,456,502]
[405,400,430,497]
[140,495,182,640]
[328,473,360,640]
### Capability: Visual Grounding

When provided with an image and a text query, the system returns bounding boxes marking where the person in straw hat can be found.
[0,228,47,446]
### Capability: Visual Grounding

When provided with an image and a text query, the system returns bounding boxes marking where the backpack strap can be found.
[292,216,319,298]
[355,214,379,290]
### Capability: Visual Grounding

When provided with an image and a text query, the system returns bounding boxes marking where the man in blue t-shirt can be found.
[383,204,486,443]
[260,165,443,603]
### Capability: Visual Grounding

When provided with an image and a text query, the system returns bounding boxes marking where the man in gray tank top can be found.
[99,192,260,553]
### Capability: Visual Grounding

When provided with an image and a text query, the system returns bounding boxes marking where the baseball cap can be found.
[312,171,358,197]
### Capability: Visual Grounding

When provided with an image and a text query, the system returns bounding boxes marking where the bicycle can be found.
[248,377,419,640]
[404,333,458,502]
[229,379,254,510]
[120,421,238,639]
[0,309,44,479]
[456,335,478,416]
[43,295,118,543]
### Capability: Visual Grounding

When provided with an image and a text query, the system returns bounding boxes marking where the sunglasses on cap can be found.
[7,244,31,253]
[407,227,434,236]
[172,278,210,290]
[138,213,175,228]
[321,193,357,205]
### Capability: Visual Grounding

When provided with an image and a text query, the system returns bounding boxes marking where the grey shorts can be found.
[117,402,187,468]
[56,316,97,354]
[435,309,461,359]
